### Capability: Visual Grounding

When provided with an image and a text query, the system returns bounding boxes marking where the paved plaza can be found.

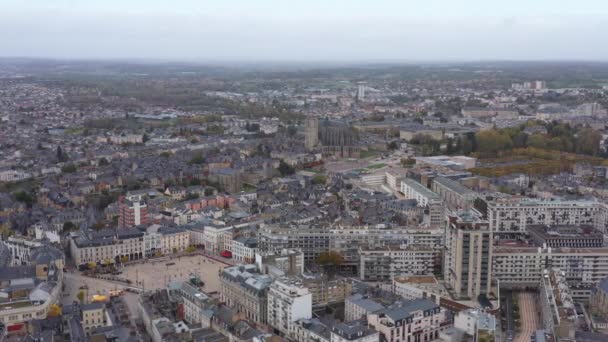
[120,254,227,293]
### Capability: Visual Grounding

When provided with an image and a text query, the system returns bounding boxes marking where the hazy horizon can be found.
[2,0,608,62]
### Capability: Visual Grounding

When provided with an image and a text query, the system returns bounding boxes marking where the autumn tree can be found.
[475,129,513,155]
[316,251,344,277]
[48,303,62,317]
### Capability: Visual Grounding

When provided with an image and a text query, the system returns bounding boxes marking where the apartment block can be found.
[444,210,492,299]
[267,278,312,339]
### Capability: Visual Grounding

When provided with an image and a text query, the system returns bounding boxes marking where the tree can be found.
[61,163,77,173]
[87,262,97,270]
[48,304,62,317]
[142,133,149,143]
[312,175,327,185]
[278,160,295,176]
[77,291,85,303]
[576,128,602,156]
[387,141,399,150]
[98,157,110,166]
[13,191,35,208]
[186,246,197,253]
[401,157,416,167]
[527,134,547,149]
[475,129,513,155]
[189,154,205,165]
[287,125,297,136]
[316,251,344,277]
[62,221,77,232]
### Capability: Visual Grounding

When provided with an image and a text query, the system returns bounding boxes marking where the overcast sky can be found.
[2,0,608,62]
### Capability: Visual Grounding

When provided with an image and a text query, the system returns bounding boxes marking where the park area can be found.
[470,147,608,177]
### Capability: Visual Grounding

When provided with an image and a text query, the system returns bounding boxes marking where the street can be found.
[515,292,540,342]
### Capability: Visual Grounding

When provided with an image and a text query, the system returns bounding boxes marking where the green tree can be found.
[61,163,77,173]
[312,175,327,185]
[62,221,77,232]
[189,154,205,165]
[475,129,513,155]
[13,191,35,208]
[527,134,547,149]
[576,128,602,156]
[278,160,295,176]
[77,290,85,303]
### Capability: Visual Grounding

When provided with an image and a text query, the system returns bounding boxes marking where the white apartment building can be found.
[0,170,32,182]
[367,298,448,342]
[359,245,440,282]
[386,171,405,191]
[485,198,608,234]
[493,244,608,288]
[259,225,444,266]
[202,224,233,254]
[231,236,258,263]
[267,278,312,339]
[399,178,440,207]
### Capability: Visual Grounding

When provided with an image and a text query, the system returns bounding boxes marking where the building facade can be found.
[444,211,492,299]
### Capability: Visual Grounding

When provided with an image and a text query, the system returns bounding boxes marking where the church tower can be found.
[304,115,319,151]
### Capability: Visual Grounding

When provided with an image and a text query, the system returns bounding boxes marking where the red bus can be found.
[220,250,232,258]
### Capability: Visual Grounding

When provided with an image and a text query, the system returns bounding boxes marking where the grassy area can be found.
[64,127,84,135]
[0,301,33,309]
[360,149,380,159]
[366,163,387,170]
[302,168,323,174]
[242,184,257,192]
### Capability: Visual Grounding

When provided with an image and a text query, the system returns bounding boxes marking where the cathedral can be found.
[304,116,360,158]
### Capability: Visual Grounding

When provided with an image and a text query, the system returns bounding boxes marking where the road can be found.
[515,292,540,342]
[504,291,515,342]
